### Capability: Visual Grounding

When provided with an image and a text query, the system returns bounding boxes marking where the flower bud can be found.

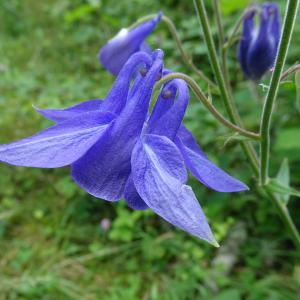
[99,12,162,76]
[238,3,280,81]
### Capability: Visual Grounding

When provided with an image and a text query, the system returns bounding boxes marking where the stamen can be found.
[162,89,173,99]
[139,67,148,77]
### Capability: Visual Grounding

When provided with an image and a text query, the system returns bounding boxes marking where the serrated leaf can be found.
[295,71,300,113]
[266,179,300,199]
[275,158,290,204]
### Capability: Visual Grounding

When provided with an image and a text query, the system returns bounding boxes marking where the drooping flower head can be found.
[99,12,162,76]
[125,78,248,244]
[0,49,248,245]
[238,3,280,81]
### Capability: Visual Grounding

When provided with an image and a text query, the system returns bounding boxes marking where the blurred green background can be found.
[1,0,300,299]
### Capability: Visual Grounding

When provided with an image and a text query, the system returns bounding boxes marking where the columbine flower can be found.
[0,49,163,201]
[99,12,162,76]
[238,3,280,81]
[0,49,248,244]
[124,78,248,244]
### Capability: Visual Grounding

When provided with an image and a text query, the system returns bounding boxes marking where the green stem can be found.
[280,64,300,82]
[260,0,299,185]
[193,0,300,249]
[212,0,233,110]
[266,191,300,251]
[128,14,217,89]
[223,6,258,50]
[155,73,260,140]
[193,0,259,175]
[193,0,237,121]
[212,0,226,77]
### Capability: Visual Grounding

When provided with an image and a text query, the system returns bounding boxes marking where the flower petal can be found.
[131,134,216,244]
[124,175,149,210]
[175,136,248,192]
[176,125,207,157]
[102,51,152,114]
[34,99,102,122]
[238,9,255,78]
[71,50,164,201]
[99,12,162,76]
[148,79,189,140]
[247,6,276,80]
[0,111,114,168]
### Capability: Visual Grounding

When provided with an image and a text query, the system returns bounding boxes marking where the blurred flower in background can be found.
[99,12,162,75]
[238,3,280,81]
[100,218,111,232]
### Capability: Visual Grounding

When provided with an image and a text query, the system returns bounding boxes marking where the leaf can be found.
[275,159,290,204]
[295,70,300,113]
[266,179,300,199]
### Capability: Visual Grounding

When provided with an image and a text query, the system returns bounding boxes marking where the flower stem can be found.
[223,6,259,50]
[193,0,259,175]
[265,190,300,251]
[193,0,300,249]
[155,73,260,141]
[128,14,217,89]
[280,64,300,81]
[260,0,299,185]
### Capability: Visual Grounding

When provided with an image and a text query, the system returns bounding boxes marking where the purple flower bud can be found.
[238,3,281,81]
[99,12,162,76]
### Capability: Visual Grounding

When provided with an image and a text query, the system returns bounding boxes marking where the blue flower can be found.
[33,74,246,244]
[99,12,162,76]
[0,49,248,244]
[238,3,280,80]
[124,78,248,244]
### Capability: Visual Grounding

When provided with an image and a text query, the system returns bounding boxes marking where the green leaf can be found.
[266,178,300,199]
[275,159,290,204]
[295,70,300,113]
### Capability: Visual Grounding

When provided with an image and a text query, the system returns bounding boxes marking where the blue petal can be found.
[131,134,217,244]
[238,10,255,78]
[71,50,164,201]
[266,3,280,57]
[148,79,189,140]
[247,6,277,80]
[35,52,152,124]
[146,81,176,129]
[102,51,153,114]
[124,79,187,210]
[34,99,102,122]
[176,125,207,157]
[99,12,162,76]
[124,175,149,210]
[0,111,115,168]
[175,136,248,192]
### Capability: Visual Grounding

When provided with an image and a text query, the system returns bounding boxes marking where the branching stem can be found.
[156,73,260,140]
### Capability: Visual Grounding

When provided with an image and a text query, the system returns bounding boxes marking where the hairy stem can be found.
[260,0,299,184]
[156,73,260,140]
[265,190,300,251]
[193,0,259,174]
[128,14,217,89]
